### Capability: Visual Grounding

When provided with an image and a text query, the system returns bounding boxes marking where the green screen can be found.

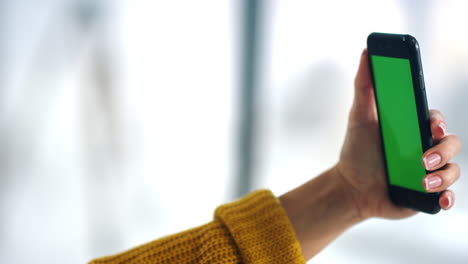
[371,55,426,193]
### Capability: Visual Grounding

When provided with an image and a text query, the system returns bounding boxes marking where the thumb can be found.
[350,49,378,124]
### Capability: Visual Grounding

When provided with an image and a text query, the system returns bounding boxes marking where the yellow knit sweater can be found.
[89,190,305,264]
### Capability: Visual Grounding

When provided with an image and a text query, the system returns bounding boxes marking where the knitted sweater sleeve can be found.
[89,190,305,264]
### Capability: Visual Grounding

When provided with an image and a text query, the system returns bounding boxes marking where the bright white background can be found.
[0,1,467,263]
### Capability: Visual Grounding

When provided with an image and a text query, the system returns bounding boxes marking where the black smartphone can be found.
[367,32,440,214]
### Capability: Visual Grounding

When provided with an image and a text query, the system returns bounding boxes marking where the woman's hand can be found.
[280,49,462,260]
[336,49,462,220]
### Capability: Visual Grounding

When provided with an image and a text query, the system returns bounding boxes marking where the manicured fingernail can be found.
[423,153,441,170]
[447,195,453,208]
[423,175,442,190]
[441,194,453,210]
[438,122,447,136]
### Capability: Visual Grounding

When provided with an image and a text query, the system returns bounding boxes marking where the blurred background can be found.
[1,0,467,263]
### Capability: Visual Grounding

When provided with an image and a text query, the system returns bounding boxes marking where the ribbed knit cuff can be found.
[215,190,305,264]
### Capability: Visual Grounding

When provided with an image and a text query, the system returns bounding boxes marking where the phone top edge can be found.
[368,32,416,40]
[367,32,417,59]
[368,33,419,51]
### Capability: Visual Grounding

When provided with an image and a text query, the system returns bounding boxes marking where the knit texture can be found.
[89,190,305,264]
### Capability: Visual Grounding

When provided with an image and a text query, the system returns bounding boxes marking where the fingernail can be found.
[441,194,453,210]
[438,122,447,136]
[447,195,453,208]
[423,153,441,170]
[423,175,442,190]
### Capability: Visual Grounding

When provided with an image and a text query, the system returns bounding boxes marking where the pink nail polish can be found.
[424,175,442,190]
[447,195,453,208]
[438,123,447,136]
[423,153,441,170]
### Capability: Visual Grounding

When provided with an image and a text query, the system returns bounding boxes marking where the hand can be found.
[336,49,462,220]
[280,49,461,259]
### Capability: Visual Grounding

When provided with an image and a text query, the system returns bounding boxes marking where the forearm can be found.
[279,166,362,260]
[90,190,305,264]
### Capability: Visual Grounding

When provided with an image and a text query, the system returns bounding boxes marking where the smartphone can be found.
[367,32,440,214]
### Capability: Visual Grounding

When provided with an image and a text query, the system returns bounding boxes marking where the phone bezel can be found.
[367,32,441,214]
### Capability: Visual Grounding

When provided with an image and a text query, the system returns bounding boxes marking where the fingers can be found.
[429,109,447,141]
[351,49,378,123]
[439,190,455,210]
[422,163,460,192]
[422,134,462,171]
[354,49,372,93]
[425,110,460,211]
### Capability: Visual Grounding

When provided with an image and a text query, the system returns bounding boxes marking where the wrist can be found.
[333,163,370,222]
[328,165,366,223]
[279,167,363,259]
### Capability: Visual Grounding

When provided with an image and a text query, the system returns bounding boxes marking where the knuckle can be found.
[443,163,460,184]
[439,148,451,162]
[450,134,461,143]
[430,109,444,120]
[441,134,461,152]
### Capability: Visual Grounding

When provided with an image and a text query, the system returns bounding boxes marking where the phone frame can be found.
[367,32,441,214]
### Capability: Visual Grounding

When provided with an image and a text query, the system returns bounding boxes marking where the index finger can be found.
[430,109,447,141]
